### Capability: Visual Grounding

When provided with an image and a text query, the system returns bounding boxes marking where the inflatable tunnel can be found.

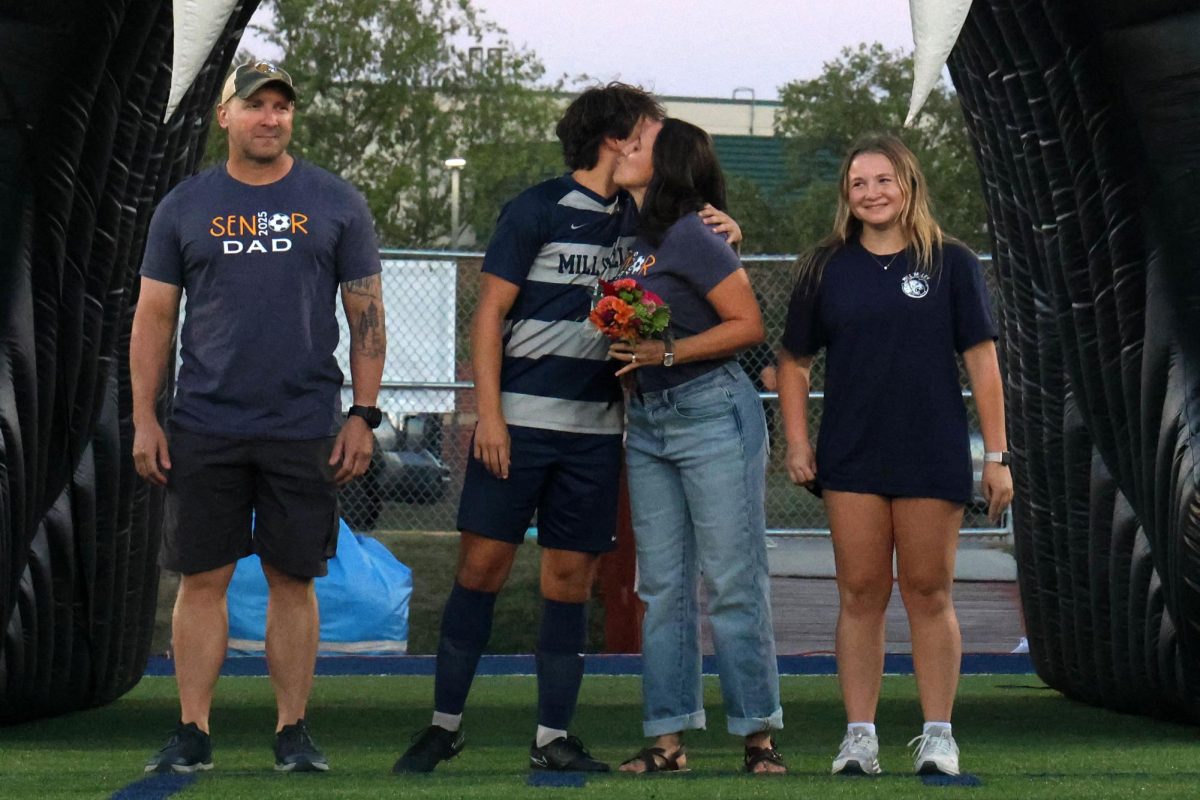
[942,0,1200,721]
[0,0,259,722]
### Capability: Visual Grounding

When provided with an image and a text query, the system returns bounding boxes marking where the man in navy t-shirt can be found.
[393,85,742,775]
[131,61,385,774]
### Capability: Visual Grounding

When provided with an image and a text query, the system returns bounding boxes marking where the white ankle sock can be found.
[923,721,952,735]
[848,722,877,736]
[535,725,567,748]
[432,711,462,732]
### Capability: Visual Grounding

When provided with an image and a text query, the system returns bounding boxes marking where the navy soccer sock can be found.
[433,582,498,716]
[535,599,588,731]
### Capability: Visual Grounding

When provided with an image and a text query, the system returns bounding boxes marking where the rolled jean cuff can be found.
[726,707,784,736]
[643,709,706,737]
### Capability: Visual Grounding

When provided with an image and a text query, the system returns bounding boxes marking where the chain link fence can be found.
[329,249,1008,538]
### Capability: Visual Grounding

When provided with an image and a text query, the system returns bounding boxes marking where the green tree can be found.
[213,0,564,247]
[732,43,987,254]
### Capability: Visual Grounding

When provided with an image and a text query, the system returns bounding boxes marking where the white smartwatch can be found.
[984,451,1011,466]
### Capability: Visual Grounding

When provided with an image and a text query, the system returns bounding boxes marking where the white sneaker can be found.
[831,730,881,775]
[908,728,960,776]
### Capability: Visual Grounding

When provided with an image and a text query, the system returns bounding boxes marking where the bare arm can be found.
[471,273,521,479]
[963,339,1013,522]
[341,274,386,405]
[331,273,386,485]
[776,349,817,487]
[130,277,182,485]
[609,268,763,375]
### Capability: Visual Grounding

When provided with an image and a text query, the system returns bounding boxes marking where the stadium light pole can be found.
[444,157,466,248]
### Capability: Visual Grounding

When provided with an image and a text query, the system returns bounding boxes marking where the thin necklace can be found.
[866,248,902,271]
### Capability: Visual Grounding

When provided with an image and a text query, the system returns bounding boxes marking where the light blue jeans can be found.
[626,362,783,737]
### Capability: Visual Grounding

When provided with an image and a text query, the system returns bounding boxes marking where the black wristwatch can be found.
[348,405,383,429]
[984,451,1011,466]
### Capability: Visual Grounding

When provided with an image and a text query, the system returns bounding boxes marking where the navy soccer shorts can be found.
[456,425,622,553]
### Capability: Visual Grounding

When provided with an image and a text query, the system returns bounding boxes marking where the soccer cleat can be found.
[273,719,330,772]
[529,734,610,772]
[831,729,882,775]
[392,725,465,773]
[144,722,214,774]
[908,728,960,776]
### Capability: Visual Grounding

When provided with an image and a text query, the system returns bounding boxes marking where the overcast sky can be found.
[244,1,915,101]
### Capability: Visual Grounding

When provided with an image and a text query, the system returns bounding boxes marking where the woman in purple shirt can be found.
[607,118,784,775]
[777,134,1013,778]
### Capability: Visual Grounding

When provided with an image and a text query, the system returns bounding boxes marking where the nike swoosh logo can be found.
[531,755,549,767]
[570,223,586,230]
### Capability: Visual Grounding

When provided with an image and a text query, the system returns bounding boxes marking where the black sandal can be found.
[620,745,688,773]
[744,740,787,774]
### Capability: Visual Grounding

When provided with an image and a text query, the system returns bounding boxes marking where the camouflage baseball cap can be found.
[220,61,296,104]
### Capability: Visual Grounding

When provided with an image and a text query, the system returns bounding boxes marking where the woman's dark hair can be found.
[636,118,726,246]
[556,82,664,171]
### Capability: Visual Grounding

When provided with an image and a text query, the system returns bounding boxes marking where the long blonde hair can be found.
[795,134,945,294]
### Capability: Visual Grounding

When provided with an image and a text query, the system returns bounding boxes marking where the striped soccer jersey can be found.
[483,175,637,435]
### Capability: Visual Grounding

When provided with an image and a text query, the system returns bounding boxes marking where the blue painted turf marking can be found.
[921,773,983,787]
[143,653,1034,677]
[110,773,197,799]
[527,772,588,788]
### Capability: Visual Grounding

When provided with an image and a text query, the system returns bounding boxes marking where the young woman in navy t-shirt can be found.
[777,134,1013,778]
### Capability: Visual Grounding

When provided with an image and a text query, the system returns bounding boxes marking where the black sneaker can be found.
[392,725,465,773]
[144,722,213,774]
[529,735,610,772]
[274,719,330,772]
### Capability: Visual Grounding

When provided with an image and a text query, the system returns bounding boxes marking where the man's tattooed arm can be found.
[343,275,381,299]
[341,274,386,359]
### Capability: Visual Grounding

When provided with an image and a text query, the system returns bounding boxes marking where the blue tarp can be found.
[227,521,411,655]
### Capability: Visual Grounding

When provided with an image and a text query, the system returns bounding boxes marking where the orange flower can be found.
[612,300,635,326]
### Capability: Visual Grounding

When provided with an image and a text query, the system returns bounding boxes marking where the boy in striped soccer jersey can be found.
[393,84,741,774]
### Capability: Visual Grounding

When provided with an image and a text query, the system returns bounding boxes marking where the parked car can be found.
[339,413,450,530]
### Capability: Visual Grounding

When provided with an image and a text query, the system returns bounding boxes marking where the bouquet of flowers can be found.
[588,278,671,342]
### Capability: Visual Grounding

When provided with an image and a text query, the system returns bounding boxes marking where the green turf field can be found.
[3,675,1196,799]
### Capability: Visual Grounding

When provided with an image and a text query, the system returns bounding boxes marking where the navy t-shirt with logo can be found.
[617,212,743,393]
[781,239,997,503]
[140,159,381,440]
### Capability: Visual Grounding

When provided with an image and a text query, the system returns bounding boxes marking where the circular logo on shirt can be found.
[268,212,291,232]
[901,272,930,299]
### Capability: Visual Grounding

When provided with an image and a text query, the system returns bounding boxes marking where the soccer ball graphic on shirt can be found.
[268,212,291,232]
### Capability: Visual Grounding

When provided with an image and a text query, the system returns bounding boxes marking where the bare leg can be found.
[539,548,598,602]
[261,562,319,731]
[893,498,963,723]
[456,531,518,592]
[826,491,895,724]
[173,564,237,733]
